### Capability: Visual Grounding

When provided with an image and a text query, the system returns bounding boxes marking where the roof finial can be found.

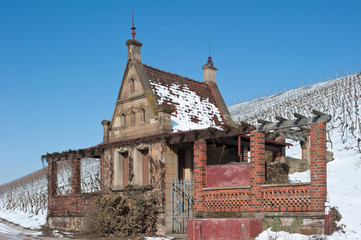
[131,9,136,40]
[206,40,214,66]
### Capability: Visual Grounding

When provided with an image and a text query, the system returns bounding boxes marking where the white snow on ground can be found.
[230,73,361,239]
[0,222,42,237]
[289,170,310,183]
[0,209,47,230]
[149,80,223,131]
[0,158,100,230]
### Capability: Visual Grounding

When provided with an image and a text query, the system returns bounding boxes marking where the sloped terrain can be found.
[229,73,361,239]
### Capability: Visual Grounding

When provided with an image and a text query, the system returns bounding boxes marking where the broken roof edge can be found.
[42,126,256,162]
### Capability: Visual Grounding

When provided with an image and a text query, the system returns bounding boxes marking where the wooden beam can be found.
[257,119,272,125]
[275,116,288,122]
[294,113,307,119]
[258,114,331,131]
[312,109,327,117]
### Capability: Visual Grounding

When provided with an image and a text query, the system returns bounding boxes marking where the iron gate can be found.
[171,179,194,233]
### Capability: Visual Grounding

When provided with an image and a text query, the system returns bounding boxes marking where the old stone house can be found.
[44,28,330,239]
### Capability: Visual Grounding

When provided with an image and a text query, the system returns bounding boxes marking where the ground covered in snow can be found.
[230,73,361,239]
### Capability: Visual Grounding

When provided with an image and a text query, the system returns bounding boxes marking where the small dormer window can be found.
[130,78,135,93]
[130,111,135,126]
[121,114,126,127]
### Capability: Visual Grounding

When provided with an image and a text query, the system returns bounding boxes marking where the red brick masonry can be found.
[187,218,263,240]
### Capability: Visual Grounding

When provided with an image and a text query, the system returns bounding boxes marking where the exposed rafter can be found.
[257,109,331,132]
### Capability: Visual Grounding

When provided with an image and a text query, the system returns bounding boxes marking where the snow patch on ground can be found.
[289,170,310,183]
[0,209,46,229]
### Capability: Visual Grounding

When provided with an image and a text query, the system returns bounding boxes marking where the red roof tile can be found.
[142,64,224,130]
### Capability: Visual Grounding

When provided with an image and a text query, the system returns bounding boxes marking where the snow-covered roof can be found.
[142,64,225,131]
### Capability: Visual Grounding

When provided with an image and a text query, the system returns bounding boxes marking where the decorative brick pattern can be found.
[310,122,327,212]
[262,185,311,211]
[193,139,207,213]
[250,130,265,211]
[203,189,251,212]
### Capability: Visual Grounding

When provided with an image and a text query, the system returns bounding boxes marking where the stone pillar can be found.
[184,149,193,180]
[202,64,218,84]
[193,139,207,215]
[301,136,311,163]
[157,107,173,133]
[310,122,327,212]
[125,39,143,63]
[101,120,110,143]
[71,158,81,195]
[250,131,265,211]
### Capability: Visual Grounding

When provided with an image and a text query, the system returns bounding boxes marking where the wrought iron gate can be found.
[171,179,194,233]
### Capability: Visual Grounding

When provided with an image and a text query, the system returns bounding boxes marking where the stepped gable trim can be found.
[141,63,225,127]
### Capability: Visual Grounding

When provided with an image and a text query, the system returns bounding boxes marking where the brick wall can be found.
[48,157,100,217]
[310,122,327,212]
[193,139,207,214]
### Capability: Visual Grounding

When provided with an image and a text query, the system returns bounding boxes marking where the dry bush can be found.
[84,191,159,238]
[329,207,345,234]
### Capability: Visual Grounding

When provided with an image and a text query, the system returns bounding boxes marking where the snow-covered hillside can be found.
[230,73,361,239]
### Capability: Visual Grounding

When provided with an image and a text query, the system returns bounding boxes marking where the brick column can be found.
[242,147,249,162]
[250,131,265,211]
[310,122,327,212]
[71,158,81,195]
[193,139,207,215]
[100,154,104,191]
[48,161,57,215]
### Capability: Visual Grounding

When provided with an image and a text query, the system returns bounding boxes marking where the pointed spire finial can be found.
[206,40,214,66]
[131,9,136,40]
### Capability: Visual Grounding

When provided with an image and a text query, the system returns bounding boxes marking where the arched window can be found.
[130,78,135,93]
[121,114,126,127]
[140,108,146,122]
[130,111,135,126]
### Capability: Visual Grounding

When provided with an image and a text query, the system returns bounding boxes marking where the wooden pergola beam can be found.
[258,109,331,131]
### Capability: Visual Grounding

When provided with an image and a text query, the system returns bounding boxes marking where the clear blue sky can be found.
[1,0,360,184]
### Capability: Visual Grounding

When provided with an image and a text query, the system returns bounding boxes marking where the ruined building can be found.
[44,24,330,239]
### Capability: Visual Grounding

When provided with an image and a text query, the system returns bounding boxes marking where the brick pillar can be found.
[250,131,265,211]
[100,154,104,191]
[71,158,81,195]
[310,122,327,212]
[48,161,57,215]
[193,139,207,215]
[242,147,249,162]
